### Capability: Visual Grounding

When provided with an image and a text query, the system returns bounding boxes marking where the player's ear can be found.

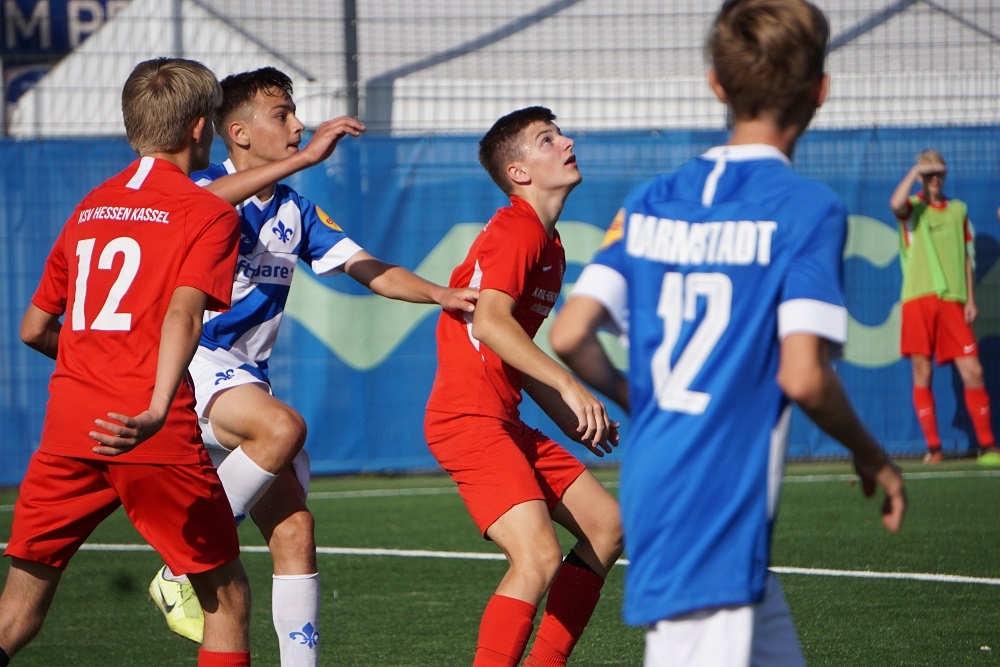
[190,116,207,143]
[229,119,251,150]
[507,162,530,187]
[814,74,830,108]
[708,69,728,104]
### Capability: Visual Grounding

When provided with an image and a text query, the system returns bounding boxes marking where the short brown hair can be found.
[479,106,557,194]
[707,0,829,128]
[121,58,221,155]
[215,67,294,148]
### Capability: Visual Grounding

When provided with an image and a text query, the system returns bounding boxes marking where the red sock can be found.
[964,387,995,448]
[523,563,605,667]
[197,649,251,667]
[913,386,941,449]
[474,595,537,667]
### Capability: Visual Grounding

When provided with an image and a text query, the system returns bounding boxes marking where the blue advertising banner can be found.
[1,0,126,57]
[1,126,999,485]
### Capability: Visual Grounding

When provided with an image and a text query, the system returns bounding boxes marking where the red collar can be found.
[916,192,948,210]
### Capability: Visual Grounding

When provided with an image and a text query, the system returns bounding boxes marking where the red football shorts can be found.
[425,411,586,537]
[5,449,240,574]
[900,294,978,364]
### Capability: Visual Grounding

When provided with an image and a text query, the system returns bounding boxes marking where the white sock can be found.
[161,566,189,583]
[273,573,321,667]
[216,446,277,523]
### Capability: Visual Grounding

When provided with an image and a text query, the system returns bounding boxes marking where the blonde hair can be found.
[916,148,945,165]
[707,0,829,128]
[122,58,222,155]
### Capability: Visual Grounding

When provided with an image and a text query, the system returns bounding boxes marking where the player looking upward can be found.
[425,106,623,667]
[550,1,906,664]
[0,57,252,667]
[147,66,477,667]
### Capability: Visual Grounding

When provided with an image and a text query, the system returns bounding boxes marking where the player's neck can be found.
[230,152,277,202]
[513,188,571,237]
[926,191,946,205]
[144,151,193,175]
[726,119,803,159]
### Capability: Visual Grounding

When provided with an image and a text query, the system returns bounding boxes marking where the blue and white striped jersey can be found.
[590,144,849,626]
[193,160,362,377]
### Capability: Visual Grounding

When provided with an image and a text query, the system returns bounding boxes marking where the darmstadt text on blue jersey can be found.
[625,213,776,266]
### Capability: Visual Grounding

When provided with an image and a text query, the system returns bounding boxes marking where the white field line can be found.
[0,540,997,586]
[1,469,998,512]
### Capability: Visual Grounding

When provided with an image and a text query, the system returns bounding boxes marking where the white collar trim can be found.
[702,144,791,166]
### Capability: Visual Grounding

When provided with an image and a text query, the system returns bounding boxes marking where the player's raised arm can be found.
[206,116,365,206]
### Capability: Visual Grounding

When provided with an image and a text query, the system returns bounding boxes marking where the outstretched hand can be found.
[298,116,366,167]
[853,451,906,533]
[90,410,166,456]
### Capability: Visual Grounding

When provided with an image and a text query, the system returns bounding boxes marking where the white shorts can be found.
[644,574,805,667]
[189,345,272,436]
[189,346,311,495]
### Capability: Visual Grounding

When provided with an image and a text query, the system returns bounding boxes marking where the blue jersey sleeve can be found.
[295,192,363,276]
[778,190,848,343]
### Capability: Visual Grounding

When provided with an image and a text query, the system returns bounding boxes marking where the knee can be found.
[515,539,564,589]
[261,408,307,453]
[959,360,985,387]
[267,511,316,568]
[270,510,315,548]
[589,506,624,565]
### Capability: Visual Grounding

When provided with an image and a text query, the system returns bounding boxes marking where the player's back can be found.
[610,144,848,624]
[35,156,238,462]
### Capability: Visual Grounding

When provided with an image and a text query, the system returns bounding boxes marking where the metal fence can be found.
[3,0,1000,136]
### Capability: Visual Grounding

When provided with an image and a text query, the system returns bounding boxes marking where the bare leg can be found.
[0,558,62,658]
[188,559,251,653]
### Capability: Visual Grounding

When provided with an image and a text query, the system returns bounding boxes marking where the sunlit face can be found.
[515,121,581,192]
[240,88,305,166]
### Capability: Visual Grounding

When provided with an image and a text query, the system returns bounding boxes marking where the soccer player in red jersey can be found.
[424,107,623,667]
[0,58,253,667]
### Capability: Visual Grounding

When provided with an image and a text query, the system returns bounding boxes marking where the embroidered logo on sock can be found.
[290,622,319,648]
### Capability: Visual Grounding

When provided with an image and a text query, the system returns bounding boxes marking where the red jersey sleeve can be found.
[31,221,72,315]
[176,202,240,312]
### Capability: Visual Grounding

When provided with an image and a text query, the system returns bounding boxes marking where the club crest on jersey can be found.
[317,206,342,231]
[600,209,625,248]
[272,220,294,243]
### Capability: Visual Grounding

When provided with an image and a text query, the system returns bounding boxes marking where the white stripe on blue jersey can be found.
[193,160,362,374]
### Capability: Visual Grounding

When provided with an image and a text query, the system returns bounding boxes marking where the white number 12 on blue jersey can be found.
[652,272,732,414]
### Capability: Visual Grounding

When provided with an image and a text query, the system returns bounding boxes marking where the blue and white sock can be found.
[273,573,321,667]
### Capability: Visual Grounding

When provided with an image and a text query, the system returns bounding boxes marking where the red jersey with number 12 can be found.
[31,157,239,463]
[426,195,565,422]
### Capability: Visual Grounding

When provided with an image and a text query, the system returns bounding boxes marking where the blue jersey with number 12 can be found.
[591,144,849,626]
